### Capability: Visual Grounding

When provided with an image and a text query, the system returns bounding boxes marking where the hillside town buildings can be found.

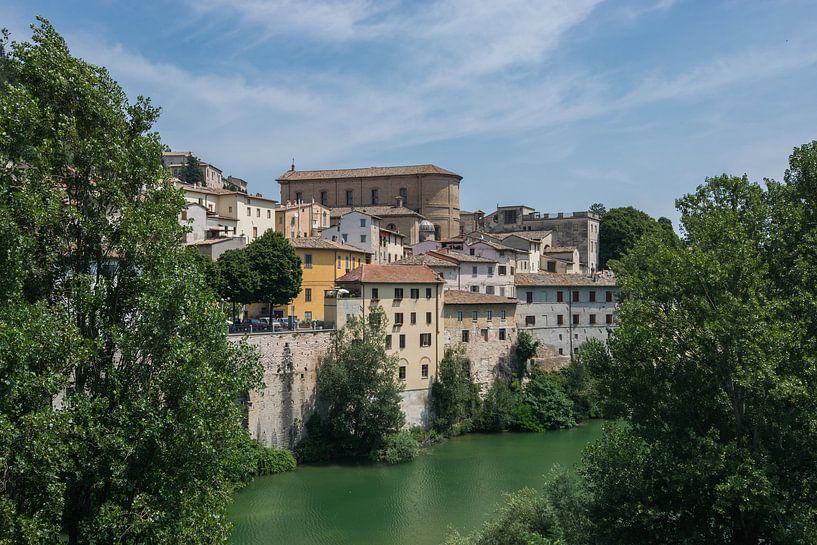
[277,164,462,241]
[320,210,406,263]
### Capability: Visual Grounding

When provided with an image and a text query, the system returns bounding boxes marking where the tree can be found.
[515,368,575,431]
[598,206,668,269]
[589,202,607,218]
[514,330,539,379]
[430,346,481,435]
[0,19,262,544]
[314,305,404,455]
[474,379,520,433]
[179,153,204,185]
[215,247,256,320]
[245,230,302,321]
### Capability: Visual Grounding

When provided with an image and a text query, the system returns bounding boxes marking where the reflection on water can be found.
[229,421,603,545]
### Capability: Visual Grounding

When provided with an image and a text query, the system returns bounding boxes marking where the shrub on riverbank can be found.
[430,347,481,436]
[255,445,297,475]
[372,430,421,464]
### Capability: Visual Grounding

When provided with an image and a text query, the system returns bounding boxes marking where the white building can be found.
[515,271,617,368]
[398,250,516,298]
[321,210,405,264]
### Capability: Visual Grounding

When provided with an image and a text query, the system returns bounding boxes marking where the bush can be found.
[517,369,575,430]
[409,425,444,447]
[371,430,421,465]
[256,446,297,475]
[430,347,481,435]
[293,414,338,463]
[561,340,604,420]
[475,378,521,432]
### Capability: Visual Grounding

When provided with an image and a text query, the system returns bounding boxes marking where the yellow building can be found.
[281,238,369,323]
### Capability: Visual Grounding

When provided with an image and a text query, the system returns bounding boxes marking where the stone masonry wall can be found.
[230,331,332,449]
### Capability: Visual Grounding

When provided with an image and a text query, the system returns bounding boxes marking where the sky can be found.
[3,0,817,223]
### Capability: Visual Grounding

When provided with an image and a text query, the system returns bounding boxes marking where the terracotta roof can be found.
[515,272,617,287]
[395,254,457,268]
[291,237,369,253]
[495,231,552,243]
[443,290,517,305]
[429,249,497,264]
[277,164,461,181]
[329,206,424,218]
[337,264,444,284]
[467,239,526,253]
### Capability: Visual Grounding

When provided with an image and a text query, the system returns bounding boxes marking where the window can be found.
[385,335,392,349]
[345,256,350,270]
[421,364,429,378]
[394,313,404,326]
[346,190,354,205]
[486,310,493,321]
[295,191,303,202]
[304,254,313,268]
[426,312,432,324]
[305,288,312,302]
[337,256,342,269]
[371,189,379,205]
[420,333,432,347]
[525,315,535,326]
[228,206,233,213]
[557,314,564,325]
[470,286,479,293]
[487,266,494,276]
[526,291,533,304]
[410,288,420,299]
[499,328,507,341]
[472,266,478,277]
[410,312,417,325]
[371,288,379,299]
[399,334,406,349]
[547,261,556,272]
[589,291,596,302]
[457,311,463,322]
[394,288,403,299]
[472,311,478,322]
[256,208,260,217]
[399,366,406,379]
[498,265,507,275]
[246,207,251,216]
[342,233,348,242]
[360,234,367,243]
[556,291,564,303]
[320,191,328,206]
[469,248,475,256]
[486,286,495,294]
[481,329,488,342]
[606,291,613,302]
[572,290,580,302]
[589,314,596,325]
[462,330,470,342]
[572,314,580,325]
[606,314,613,325]
[501,310,506,320]
[426,287,432,298]
[360,218,367,227]
[558,348,563,355]
[304,311,312,321]
[267,210,271,219]
[252,227,258,238]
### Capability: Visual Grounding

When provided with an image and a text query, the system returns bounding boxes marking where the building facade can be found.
[515,272,617,369]
[320,210,406,263]
[275,201,331,240]
[442,290,517,388]
[277,164,462,240]
[400,250,516,297]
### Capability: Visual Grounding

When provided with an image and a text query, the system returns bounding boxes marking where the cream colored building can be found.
[277,164,462,240]
[176,182,278,244]
[328,264,444,424]
[276,201,331,240]
[163,151,225,190]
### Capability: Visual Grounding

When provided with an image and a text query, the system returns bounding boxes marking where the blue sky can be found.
[4,0,817,223]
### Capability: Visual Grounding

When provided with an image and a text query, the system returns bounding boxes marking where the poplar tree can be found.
[0,19,261,544]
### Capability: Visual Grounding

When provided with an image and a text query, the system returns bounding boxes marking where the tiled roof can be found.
[467,239,526,253]
[395,254,458,268]
[337,264,444,284]
[277,164,461,181]
[443,290,517,305]
[329,206,424,218]
[543,246,578,253]
[429,249,497,264]
[515,272,617,287]
[291,237,369,253]
[490,229,553,240]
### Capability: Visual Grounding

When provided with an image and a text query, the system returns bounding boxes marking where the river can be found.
[229,420,603,545]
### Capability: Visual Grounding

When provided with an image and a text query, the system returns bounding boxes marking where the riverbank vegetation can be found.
[446,142,817,544]
[0,20,265,543]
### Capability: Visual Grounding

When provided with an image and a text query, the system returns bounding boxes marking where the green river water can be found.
[229,420,603,545]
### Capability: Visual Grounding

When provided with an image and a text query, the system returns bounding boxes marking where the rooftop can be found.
[494,230,552,242]
[291,237,369,253]
[443,290,518,305]
[395,254,458,268]
[543,246,578,254]
[337,264,444,284]
[329,205,424,218]
[277,164,462,181]
[515,272,617,287]
[430,249,498,264]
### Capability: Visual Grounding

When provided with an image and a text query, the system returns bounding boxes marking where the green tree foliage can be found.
[514,369,574,431]
[430,347,481,435]
[475,379,520,432]
[560,339,603,419]
[216,247,255,308]
[245,230,302,316]
[372,430,421,465]
[598,206,673,269]
[513,331,539,379]
[0,19,262,544]
[589,202,607,218]
[310,305,404,456]
[179,153,204,185]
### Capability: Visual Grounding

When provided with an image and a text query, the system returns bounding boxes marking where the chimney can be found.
[255,192,262,197]
[395,196,404,208]
[290,158,295,172]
